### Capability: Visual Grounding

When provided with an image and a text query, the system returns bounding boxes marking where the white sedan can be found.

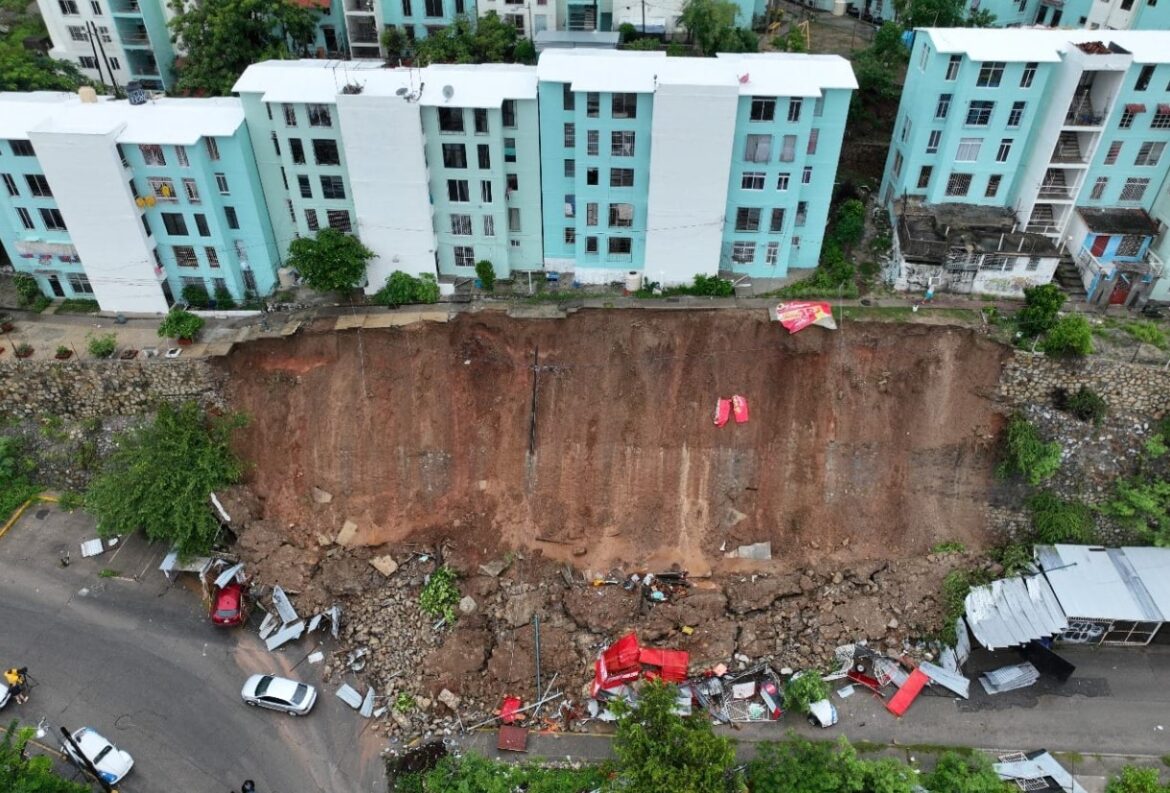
[241,674,318,716]
[61,727,134,785]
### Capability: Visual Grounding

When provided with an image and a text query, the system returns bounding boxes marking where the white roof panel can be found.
[0,92,83,139]
[1120,546,1170,619]
[13,94,243,144]
[233,59,390,103]
[717,53,858,95]
[1038,544,1162,622]
[417,63,538,106]
[920,28,1170,64]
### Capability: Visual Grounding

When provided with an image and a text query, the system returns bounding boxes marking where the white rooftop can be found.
[536,49,856,96]
[0,91,244,144]
[1037,544,1167,623]
[921,28,1170,64]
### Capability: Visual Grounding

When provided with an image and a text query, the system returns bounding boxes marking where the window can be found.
[453,246,475,267]
[564,228,575,245]
[161,212,188,236]
[313,139,340,166]
[10,140,34,157]
[564,123,576,147]
[802,166,812,184]
[320,175,346,199]
[586,202,598,226]
[450,214,473,235]
[1118,235,1144,256]
[506,174,518,192]
[473,108,488,134]
[586,168,598,186]
[224,206,239,229]
[283,104,297,126]
[813,96,824,117]
[1120,108,1137,129]
[98,25,111,42]
[901,117,912,143]
[476,144,491,170]
[290,138,305,164]
[611,131,635,157]
[780,134,796,163]
[996,138,1012,162]
[148,177,177,201]
[480,180,493,202]
[307,104,332,128]
[750,97,776,121]
[563,195,574,218]
[985,174,1001,197]
[586,130,599,156]
[808,129,819,155]
[956,138,981,162]
[424,0,441,16]
[731,241,755,263]
[326,209,351,232]
[935,94,952,120]
[502,99,516,129]
[109,57,119,70]
[16,207,33,229]
[743,134,772,163]
[79,57,97,70]
[235,239,249,263]
[735,207,761,232]
[1091,177,1107,200]
[1136,64,1155,92]
[442,143,467,169]
[205,137,220,161]
[1104,141,1122,165]
[297,174,312,198]
[1020,62,1037,88]
[174,245,198,267]
[945,55,961,80]
[140,144,166,166]
[966,101,994,126]
[1135,141,1165,166]
[612,93,637,119]
[586,92,599,118]
[610,168,634,187]
[1008,101,1025,129]
[90,0,101,12]
[795,201,807,226]
[608,203,633,228]
[436,107,465,135]
[271,133,281,157]
[608,237,632,255]
[564,159,575,178]
[68,274,94,294]
[58,0,79,13]
[1026,256,1040,272]
[509,208,521,232]
[24,174,51,197]
[305,209,319,231]
[1,174,16,196]
[1152,107,1170,129]
[787,98,802,122]
[402,0,411,14]
[174,146,189,168]
[215,173,229,194]
[447,179,470,202]
[483,216,495,236]
[917,165,932,189]
[563,84,575,111]
[926,129,941,154]
[976,62,1004,88]
[585,236,598,254]
[742,172,765,190]
[1121,177,1150,201]
[195,214,210,237]
[765,242,779,265]
[769,208,784,232]
[776,173,790,191]
[945,173,972,196]
[504,137,516,163]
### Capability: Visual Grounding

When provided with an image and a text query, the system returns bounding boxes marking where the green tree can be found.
[830,199,866,251]
[514,37,536,63]
[0,721,89,793]
[781,671,829,715]
[610,679,740,793]
[286,228,375,292]
[1106,766,1170,793]
[772,26,808,53]
[750,736,914,793]
[0,48,89,91]
[892,0,966,28]
[1016,283,1066,337]
[374,271,440,306]
[618,22,638,42]
[847,23,907,128]
[475,260,496,292]
[168,0,320,96]
[381,25,408,64]
[0,438,39,521]
[678,0,749,56]
[86,402,246,558]
[1040,315,1093,357]
[922,751,1009,793]
[412,13,521,65]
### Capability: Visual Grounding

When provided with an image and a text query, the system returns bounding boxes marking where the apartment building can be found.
[539,50,854,284]
[880,29,1170,304]
[346,0,475,58]
[475,0,763,38]
[0,90,279,313]
[964,0,1169,30]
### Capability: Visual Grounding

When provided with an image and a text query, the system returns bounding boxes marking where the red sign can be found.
[775,302,836,334]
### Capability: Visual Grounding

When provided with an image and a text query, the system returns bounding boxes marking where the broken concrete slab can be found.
[316,533,334,547]
[369,555,399,577]
[478,558,512,578]
[725,574,803,614]
[336,519,359,547]
[271,585,300,624]
[438,688,460,712]
[258,611,279,640]
[265,620,305,651]
[311,487,333,505]
[336,684,363,709]
[724,542,772,560]
[360,686,376,718]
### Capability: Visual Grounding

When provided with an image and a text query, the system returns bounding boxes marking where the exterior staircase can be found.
[1054,256,1087,302]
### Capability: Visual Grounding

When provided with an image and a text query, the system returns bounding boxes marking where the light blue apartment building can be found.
[0,91,279,313]
[964,0,1169,29]
[344,0,477,58]
[881,29,1170,304]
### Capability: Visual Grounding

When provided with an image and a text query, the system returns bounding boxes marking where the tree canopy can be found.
[1,721,89,793]
[0,0,90,92]
[168,0,320,95]
[286,227,375,292]
[411,13,533,65]
[892,0,996,27]
[922,751,1010,793]
[750,735,916,793]
[678,0,757,55]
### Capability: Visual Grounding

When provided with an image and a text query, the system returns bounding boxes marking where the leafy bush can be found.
[923,751,1009,793]
[782,671,829,715]
[1054,385,1108,424]
[419,565,460,623]
[374,271,440,307]
[1041,315,1094,357]
[940,568,990,644]
[1106,766,1170,793]
[828,199,865,250]
[750,736,914,793]
[13,274,43,307]
[689,274,735,297]
[770,241,860,299]
[996,543,1034,577]
[1105,478,1170,546]
[157,308,205,340]
[1017,283,1066,337]
[214,285,237,310]
[0,438,39,522]
[394,692,416,713]
[998,414,1062,485]
[416,752,607,793]
[87,333,117,359]
[475,260,496,292]
[1029,490,1095,544]
[618,21,637,41]
[286,228,374,292]
[1124,321,1168,350]
[181,282,211,308]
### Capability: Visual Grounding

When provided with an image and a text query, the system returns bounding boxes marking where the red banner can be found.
[775,302,837,334]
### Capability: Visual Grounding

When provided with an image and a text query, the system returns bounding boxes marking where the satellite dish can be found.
[442,84,454,100]
[395,86,408,96]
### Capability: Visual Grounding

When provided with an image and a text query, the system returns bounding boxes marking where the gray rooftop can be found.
[1036,545,1170,623]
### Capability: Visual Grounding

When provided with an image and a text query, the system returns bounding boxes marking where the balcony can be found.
[1037,169,1080,201]
[344,0,374,12]
[1065,92,1104,127]
[1076,246,1163,282]
[118,27,151,47]
[109,0,141,14]
[347,16,377,44]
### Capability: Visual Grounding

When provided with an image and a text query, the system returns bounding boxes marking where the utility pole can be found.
[59,726,115,793]
[85,21,108,88]
[641,0,646,33]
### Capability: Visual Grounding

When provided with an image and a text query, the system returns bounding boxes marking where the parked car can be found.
[60,727,134,785]
[241,674,318,716]
[210,581,246,627]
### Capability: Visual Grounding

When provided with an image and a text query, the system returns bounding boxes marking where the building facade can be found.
[0,91,279,313]
[964,0,1170,30]
[473,0,764,38]
[881,29,1170,302]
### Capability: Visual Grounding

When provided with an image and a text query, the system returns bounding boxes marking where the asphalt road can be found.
[0,504,386,793]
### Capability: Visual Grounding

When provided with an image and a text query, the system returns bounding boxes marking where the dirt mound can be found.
[219,310,1008,576]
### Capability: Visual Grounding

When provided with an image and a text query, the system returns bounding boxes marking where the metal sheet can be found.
[258,611,279,639]
[80,539,105,558]
[994,751,1088,793]
[271,585,299,624]
[307,613,323,633]
[264,620,304,650]
[214,562,245,589]
[336,684,363,709]
[918,661,970,699]
[965,574,1067,650]
[1038,545,1161,623]
[360,686,375,718]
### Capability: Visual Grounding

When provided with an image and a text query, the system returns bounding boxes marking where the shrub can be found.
[1066,386,1108,424]
[1106,766,1169,793]
[689,274,735,297]
[374,271,440,307]
[1029,490,1095,544]
[1017,283,1067,337]
[13,274,43,307]
[475,260,496,292]
[939,568,990,644]
[618,21,637,41]
[1124,320,1168,350]
[782,671,829,715]
[181,283,210,308]
[0,438,39,522]
[157,308,205,340]
[923,752,1008,793]
[1105,477,1170,546]
[213,285,237,310]
[286,228,374,292]
[829,199,865,250]
[1041,315,1093,357]
[998,414,1062,485]
[419,565,460,623]
[87,333,117,359]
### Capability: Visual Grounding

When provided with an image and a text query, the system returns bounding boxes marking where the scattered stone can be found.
[336,519,359,547]
[316,533,334,547]
[438,688,460,712]
[478,559,511,578]
[458,595,477,615]
[370,555,399,577]
[311,486,333,505]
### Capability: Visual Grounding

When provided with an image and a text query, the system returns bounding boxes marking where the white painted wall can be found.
[1016,56,1083,234]
[28,127,168,314]
[477,0,556,34]
[336,93,437,292]
[644,82,738,285]
[36,0,131,89]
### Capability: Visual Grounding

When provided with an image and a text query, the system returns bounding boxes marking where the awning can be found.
[1158,103,1170,114]
[1125,103,1147,113]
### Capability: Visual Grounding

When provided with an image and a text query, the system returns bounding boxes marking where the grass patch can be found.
[98,568,119,578]
[56,298,100,315]
[1124,320,1168,350]
[931,541,965,554]
[1161,754,1170,768]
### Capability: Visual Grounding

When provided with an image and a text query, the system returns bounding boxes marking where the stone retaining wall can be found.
[999,351,1170,417]
[0,359,224,419]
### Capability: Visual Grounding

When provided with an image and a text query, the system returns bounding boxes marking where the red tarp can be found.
[500,696,523,723]
[885,669,928,717]
[714,398,732,427]
[775,302,837,334]
[603,632,641,672]
[732,395,749,424]
[639,648,690,683]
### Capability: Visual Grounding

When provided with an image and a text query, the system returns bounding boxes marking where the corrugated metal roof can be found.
[1037,545,1164,622]
[994,750,1088,793]
[1119,546,1170,619]
[965,575,1067,650]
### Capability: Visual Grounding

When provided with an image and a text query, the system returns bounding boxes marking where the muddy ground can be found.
[214,310,1011,733]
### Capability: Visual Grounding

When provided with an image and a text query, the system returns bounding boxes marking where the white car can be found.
[241,674,318,716]
[61,727,134,785]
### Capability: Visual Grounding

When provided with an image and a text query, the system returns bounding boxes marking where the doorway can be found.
[46,274,65,297]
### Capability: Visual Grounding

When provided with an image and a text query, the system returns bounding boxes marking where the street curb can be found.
[0,494,58,541]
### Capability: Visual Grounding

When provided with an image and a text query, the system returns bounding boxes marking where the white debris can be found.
[336,684,363,709]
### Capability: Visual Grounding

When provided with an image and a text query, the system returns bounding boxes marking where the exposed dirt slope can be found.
[220,310,1008,575]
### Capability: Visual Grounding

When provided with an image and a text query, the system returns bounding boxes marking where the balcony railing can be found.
[1038,184,1078,200]
[1065,93,1104,126]
[1076,246,1164,281]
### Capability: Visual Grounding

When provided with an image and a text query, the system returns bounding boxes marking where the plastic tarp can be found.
[639,648,689,683]
[603,633,641,672]
[732,395,750,424]
[774,302,838,334]
[713,398,732,427]
[886,668,928,716]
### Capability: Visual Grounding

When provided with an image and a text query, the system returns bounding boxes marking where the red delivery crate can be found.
[886,669,928,717]
[640,648,690,683]
[602,632,641,672]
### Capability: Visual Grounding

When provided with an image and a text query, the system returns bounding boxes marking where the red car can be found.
[211,582,246,627]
